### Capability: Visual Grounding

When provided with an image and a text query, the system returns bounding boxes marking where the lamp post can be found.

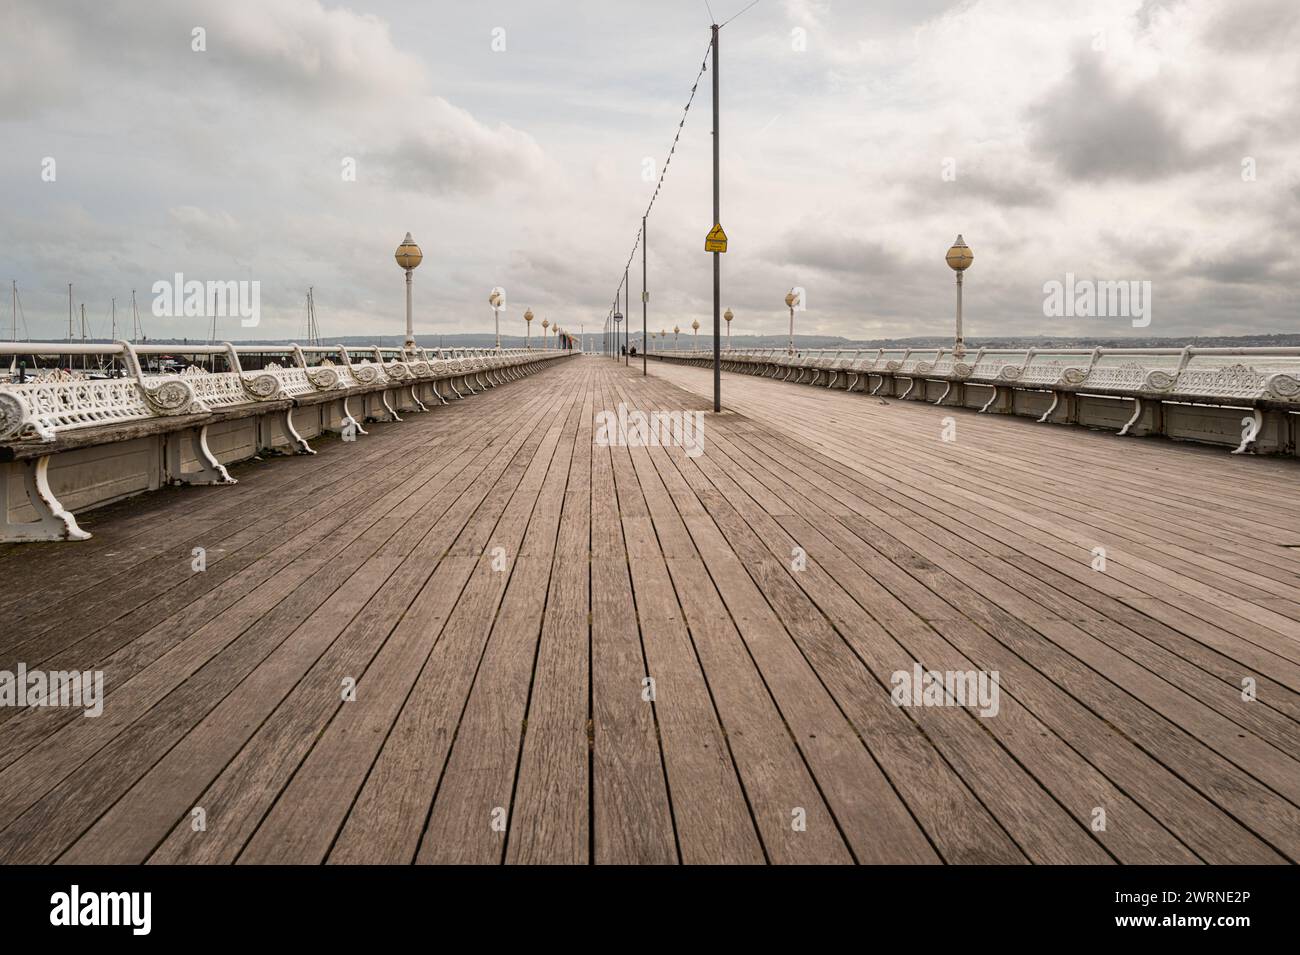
[524,307,533,349]
[785,289,800,354]
[724,308,733,350]
[673,324,680,351]
[692,318,700,351]
[541,317,549,349]
[394,232,423,349]
[614,310,623,360]
[489,289,503,350]
[945,234,973,359]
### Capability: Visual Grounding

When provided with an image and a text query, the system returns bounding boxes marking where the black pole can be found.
[642,216,647,376]
[711,22,721,413]
[624,266,630,365]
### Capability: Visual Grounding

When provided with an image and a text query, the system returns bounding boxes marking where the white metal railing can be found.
[659,345,1300,405]
[0,340,564,443]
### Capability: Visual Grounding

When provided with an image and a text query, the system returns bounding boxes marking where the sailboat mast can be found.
[7,282,13,379]
[68,284,73,341]
[306,286,319,345]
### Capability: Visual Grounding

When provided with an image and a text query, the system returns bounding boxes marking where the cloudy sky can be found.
[1,0,1296,344]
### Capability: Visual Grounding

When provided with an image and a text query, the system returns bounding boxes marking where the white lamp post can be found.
[541,317,549,349]
[489,289,503,350]
[945,235,974,359]
[524,307,533,349]
[724,307,733,349]
[785,289,800,354]
[394,232,423,349]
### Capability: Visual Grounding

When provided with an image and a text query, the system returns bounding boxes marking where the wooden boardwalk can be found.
[0,355,1297,864]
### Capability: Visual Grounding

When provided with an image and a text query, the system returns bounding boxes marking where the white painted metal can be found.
[0,341,572,543]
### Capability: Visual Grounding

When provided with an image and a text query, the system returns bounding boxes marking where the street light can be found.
[541,317,549,349]
[524,307,534,349]
[945,234,974,359]
[489,289,503,350]
[692,318,700,350]
[673,324,680,351]
[724,307,733,349]
[785,288,800,354]
[394,232,422,349]
[613,311,623,361]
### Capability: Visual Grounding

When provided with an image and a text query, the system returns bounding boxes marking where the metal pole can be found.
[642,216,647,376]
[711,22,721,413]
[624,266,630,365]
[955,271,965,359]
[404,268,414,348]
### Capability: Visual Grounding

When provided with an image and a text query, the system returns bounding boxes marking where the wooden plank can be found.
[506,375,596,864]
[695,386,1292,861]
[586,373,677,863]
[649,360,1299,863]
[0,375,575,862]
[237,377,581,863]
[417,398,584,863]
[621,379,961,863]
[63,387,560,863]
[0,388,538,772]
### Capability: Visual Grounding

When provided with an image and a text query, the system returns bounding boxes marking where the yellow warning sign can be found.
[704,223,728,253]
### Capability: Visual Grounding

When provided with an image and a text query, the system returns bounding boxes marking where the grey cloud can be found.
[763,229,913,278]
[3,0,1298,342]
[1201,0,1300,53]
[908,167,1054,214]
[371,102,546,196]
[1027,51,1236,182]
[1186,248,1295,285]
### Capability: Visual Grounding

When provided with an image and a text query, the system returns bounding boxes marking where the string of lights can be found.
[606,39,712,325]
[604,2,763,356]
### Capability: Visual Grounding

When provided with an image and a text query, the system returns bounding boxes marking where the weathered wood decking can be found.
[0,356,1296,864]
